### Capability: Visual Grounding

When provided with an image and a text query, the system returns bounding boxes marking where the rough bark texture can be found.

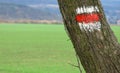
[57,0,120,73]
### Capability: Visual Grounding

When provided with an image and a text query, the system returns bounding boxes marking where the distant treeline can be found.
[0,20,62,24]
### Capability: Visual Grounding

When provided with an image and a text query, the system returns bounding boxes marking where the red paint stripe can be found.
[76,13,100,23]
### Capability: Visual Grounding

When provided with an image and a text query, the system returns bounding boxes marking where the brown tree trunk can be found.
[57,0,120,73]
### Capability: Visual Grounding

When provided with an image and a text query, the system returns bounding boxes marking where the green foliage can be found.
[0,23,119,73]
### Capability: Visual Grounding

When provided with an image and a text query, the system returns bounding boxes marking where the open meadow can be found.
[0,23,120,73]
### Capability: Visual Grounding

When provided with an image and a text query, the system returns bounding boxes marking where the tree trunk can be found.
[57,0,120,73]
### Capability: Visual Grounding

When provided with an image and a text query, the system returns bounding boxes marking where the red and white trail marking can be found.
[76,6,101,31]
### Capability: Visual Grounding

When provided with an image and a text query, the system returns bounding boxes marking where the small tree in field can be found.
[58,0,120,73]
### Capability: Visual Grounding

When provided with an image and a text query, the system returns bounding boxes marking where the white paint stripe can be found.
[76,6,99,14]
[78,22,101,31]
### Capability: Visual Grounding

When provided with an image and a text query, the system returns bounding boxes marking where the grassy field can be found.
[0,23,120,73]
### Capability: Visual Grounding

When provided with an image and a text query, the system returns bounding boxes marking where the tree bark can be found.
[57,0,120,73]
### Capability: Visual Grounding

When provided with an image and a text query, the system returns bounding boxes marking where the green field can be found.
[0,23,120,73]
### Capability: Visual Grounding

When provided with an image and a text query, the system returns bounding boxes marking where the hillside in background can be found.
[0,0,57,5]
[0,0,119,24]
[0,3,61,22]
[101,0,120,24]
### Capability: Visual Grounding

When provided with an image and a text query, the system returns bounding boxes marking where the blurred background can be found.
[0,0,120,73]
[0,0,119,24]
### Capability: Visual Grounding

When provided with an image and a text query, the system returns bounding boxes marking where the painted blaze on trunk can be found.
[75,6,101,31]
[58,0,120,73]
